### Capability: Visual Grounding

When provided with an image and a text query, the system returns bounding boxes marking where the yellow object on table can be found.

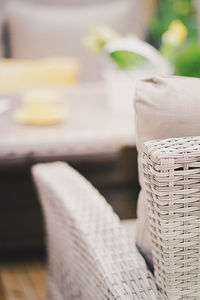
[0,57,80,93]
[14,90,67,125]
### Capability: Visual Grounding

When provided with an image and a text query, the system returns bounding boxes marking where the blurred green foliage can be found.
[149,0,200,78]
[149,0,198,46]
[175,44,200,77]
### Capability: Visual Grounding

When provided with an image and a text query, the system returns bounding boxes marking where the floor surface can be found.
[0,261,46,300]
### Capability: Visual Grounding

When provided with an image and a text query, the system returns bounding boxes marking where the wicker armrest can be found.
[142,136,200,299]
[32,162,164,300]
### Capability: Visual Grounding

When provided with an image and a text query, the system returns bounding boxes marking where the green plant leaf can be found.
[110,51,143,70]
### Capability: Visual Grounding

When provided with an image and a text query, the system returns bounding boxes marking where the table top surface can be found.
[0,83,135,163]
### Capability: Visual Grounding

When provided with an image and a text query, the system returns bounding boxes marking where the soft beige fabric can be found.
[0,0,109,5]
[5,0,147,82]
[0,17,4,57]
[134,76,200,265]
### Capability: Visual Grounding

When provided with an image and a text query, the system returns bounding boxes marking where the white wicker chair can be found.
[142,136,200,300]
[32,161,164,300]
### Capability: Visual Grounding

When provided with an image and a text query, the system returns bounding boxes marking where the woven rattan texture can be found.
[32,162,164,300]
[142,136,200,300]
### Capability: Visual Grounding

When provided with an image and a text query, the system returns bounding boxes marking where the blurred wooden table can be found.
[0,83,135,164]
[0,83,138,259]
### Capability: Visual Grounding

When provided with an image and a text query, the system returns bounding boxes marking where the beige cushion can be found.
[121,219,137,241]
[0,0,109,5]
[5,0,147,82]
[0,17,4,57]
[134,76,200,265]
